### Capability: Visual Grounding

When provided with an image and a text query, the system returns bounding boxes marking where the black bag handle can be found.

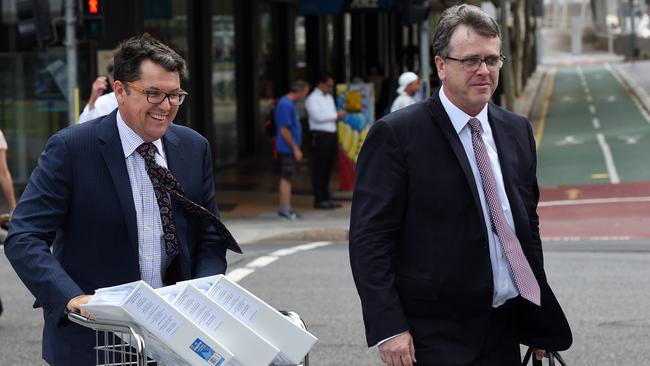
[522,347,567,366]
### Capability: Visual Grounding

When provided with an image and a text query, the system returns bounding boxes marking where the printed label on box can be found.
[207,280,260,324]
[190,338,225,366]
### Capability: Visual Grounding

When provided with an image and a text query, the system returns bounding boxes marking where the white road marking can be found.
[596,133,620,184]
[226,268,256,282]
[592,117,600,129]
[539,196,650,207]
[556,135,582,145]
[246,256,279,268]
[589,105,596,114]
[586,95,593,103]
[226,241,334,282]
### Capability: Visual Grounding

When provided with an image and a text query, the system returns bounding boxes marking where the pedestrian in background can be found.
[0,128,16,319]
[4,33,241,365]
[79,60,118,123]
[276,80,310,220]
[389,71,420,113]
[377,64,401,117]
[350,4,571,366]
[305,73,346,209]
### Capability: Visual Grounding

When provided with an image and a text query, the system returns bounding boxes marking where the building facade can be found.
[0,0,429,190]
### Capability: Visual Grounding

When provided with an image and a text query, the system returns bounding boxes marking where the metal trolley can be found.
[68,311,309,366]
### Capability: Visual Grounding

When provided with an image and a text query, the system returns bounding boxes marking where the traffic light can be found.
[399,0,430,26]
[16,0,53,47]
[79,0,104,39]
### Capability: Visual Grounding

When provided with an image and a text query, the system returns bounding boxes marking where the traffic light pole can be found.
[65,0,78,124]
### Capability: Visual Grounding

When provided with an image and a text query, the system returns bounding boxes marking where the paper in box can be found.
[181,275,318,365]
[156,283,280,366]
[82,281,234,366]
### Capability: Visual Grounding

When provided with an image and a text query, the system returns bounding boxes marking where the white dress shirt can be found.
[79,92,119,123]
[305,88,338,133]
[116,111,168,288]
[390,92,416,112]
[439,86,519,307]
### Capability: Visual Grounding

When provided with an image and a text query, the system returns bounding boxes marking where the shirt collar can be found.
[116,111,165,159]
[438,85,490,135]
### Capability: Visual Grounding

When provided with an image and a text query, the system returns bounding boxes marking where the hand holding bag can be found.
[522,347,567,366]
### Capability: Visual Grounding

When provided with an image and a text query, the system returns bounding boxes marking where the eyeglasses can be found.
[444,55,506,72]
[125,82,188,106]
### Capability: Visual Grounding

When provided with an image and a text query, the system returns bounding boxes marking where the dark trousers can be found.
[417,298,521,366]
[311,131,338,203]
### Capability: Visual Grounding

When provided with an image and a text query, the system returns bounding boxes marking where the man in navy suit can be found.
[349,5,571,366]
[4,34,239,365]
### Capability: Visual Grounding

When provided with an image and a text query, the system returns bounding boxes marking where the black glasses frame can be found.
[444,55,506,72]
[124,82,188,106]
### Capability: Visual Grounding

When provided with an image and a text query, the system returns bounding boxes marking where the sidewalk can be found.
[222,27,650,246]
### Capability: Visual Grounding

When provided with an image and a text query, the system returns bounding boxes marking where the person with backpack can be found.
[275,80,309,220]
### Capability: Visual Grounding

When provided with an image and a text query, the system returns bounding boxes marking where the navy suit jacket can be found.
[4,110,228,365]
[349,92,571,364]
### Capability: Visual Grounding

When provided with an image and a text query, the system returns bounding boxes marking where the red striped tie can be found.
[468,118,540,306]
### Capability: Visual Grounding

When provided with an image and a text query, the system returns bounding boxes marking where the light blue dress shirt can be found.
[116,112,168,288]
[439,86,519,307]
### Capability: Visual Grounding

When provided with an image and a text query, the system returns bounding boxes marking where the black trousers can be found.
[311,131,338,203]
[417,298,521,366]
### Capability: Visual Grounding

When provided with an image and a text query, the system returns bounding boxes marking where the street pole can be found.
[65,0,77,124]
[419,16,430,98]
[628,0,637,59]
[344,13,351,83]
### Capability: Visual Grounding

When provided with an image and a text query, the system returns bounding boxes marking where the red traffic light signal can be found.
[82,0,103,17]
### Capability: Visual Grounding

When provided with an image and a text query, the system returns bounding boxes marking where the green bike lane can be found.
[535,64,650,240]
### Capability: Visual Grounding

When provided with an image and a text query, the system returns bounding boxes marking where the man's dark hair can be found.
[113,33,186,82]
[289,80,309,94]
[431,4,501,58]
[317,72,334,85]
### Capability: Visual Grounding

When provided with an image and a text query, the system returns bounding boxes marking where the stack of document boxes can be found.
[82,274,317,366]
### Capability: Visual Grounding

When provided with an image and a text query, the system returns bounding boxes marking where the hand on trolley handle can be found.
[67,294,95,319]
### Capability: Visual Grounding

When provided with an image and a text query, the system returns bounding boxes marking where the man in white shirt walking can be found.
[305,73,346,209]
[390,71,420,113]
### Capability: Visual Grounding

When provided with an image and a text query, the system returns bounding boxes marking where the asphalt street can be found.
[2,240,650,365]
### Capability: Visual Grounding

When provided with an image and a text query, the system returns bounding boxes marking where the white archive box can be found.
[156,283,280,366]
[181,275,318,365]
[82,280,234,366]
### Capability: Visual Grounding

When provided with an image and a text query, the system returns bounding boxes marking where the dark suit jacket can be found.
[4,110,228,365]
[349,92,571,364]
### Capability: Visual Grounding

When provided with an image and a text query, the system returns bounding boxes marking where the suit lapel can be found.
[97,111,138,251]
[162,126,191,278]
[428,94,487,238]
[488,106,528,235]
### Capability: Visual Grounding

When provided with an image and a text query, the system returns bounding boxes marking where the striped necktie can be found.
[468,118,540,306]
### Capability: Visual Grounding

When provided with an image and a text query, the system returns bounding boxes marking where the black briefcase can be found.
[522,347,567,366]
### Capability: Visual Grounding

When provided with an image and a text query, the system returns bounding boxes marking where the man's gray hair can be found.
[431,4,501,58]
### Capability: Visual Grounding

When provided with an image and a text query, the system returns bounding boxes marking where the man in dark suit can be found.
[4,34,240,365]
[349,5,571,366]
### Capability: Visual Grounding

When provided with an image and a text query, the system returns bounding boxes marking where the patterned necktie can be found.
[136,142,242,255]
[468,118,540,306]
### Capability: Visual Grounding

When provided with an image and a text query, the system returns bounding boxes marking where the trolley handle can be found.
[67,311,145,337]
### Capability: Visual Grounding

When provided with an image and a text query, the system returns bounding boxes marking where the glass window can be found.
[213,0,237,164]
[0,50,69,184]
[143,0,190,123]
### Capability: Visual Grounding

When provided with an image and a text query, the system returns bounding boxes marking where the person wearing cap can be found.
[79,61,119,123]
[389,71,420,113]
